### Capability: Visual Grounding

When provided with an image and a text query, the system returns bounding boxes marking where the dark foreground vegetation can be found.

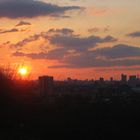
[1,91,140,139]
[0,73,140,139]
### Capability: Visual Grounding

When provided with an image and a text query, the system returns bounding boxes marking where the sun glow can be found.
[18,67,28,76]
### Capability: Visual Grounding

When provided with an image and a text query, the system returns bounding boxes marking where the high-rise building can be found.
[110,77,113,82]
[121,74,127,83]
[129,75,137,82]
[39,76,54,97]
[128,75,138,87]
[99,77,104,82]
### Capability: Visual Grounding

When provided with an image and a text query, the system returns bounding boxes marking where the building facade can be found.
[39,76,54,97]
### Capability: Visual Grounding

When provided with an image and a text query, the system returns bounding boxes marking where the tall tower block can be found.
[39,76,54,97]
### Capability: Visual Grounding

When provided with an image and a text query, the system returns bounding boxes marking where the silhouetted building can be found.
[121,74,127,83]
[39,76,54,96]
[128,75,137,87]
[110,77,113,82]
[129,75,137,82]
[67,77,72,82]
[99,77,104,82]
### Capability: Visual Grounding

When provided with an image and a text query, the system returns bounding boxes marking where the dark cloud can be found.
[88,26,110,33]
[13,51,47,59]
[49,34,117,52]
[88,28,100,33]
[48,59,140,68]
[96,67,140,72]
[13,28,117,51]
[14,34,41,48]
[46,48,68,60]
[94,44,140,59]
[48,28,74,35]
[48,56,140,69]
[0,0,81,18]
[16,21,31,26]
[101,35,116,42]
[57,47,140,68]
[13,48,68,60]
[0,28,19,34]
[12,28,140,68]
[12,44,140,68]
[127,31,140,37]
[60,44,140,68]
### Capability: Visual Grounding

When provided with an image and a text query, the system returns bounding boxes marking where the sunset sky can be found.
[0,0,140,80]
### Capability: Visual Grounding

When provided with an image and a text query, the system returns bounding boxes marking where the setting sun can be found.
[18,67,28,76]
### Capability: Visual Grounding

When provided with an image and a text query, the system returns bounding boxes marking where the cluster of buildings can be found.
[38,74,140,97]
[121,74,139,83]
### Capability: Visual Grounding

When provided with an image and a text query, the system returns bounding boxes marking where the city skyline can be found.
[0,0,140,80]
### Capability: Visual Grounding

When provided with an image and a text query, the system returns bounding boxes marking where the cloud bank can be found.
[16,21,31,26]
[127,31,140,38]
[12,28,140,68]
[0,0,81,18]
[0,28,19,34]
